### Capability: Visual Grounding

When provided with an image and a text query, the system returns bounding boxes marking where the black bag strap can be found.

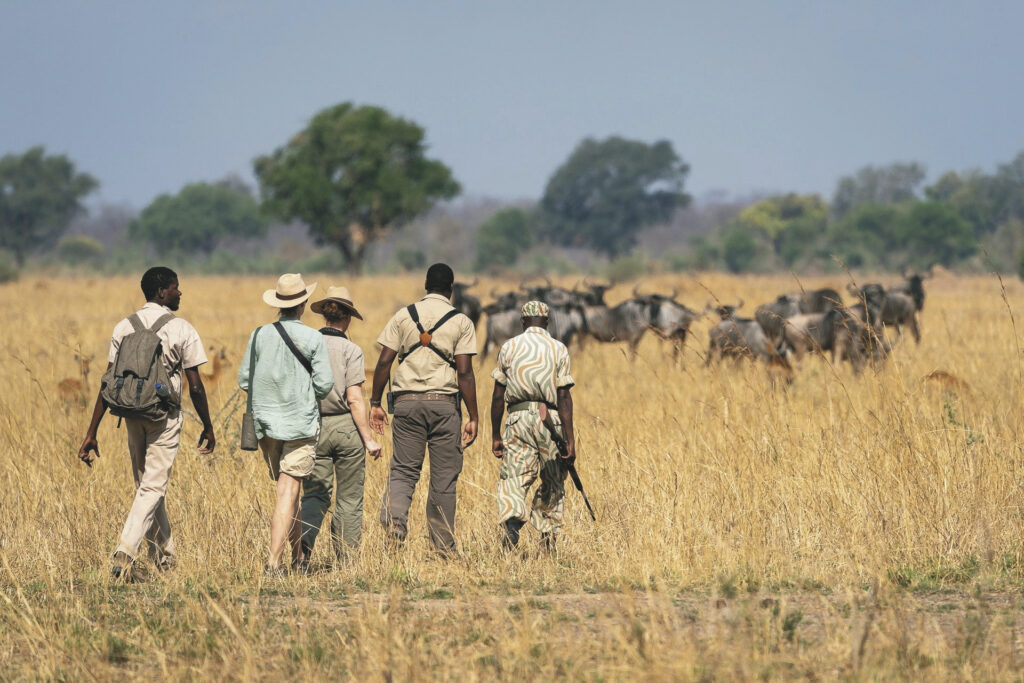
[273,322,313,375]
[398,304,460,369]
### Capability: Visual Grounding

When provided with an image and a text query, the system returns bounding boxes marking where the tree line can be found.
[3,100,1024,280]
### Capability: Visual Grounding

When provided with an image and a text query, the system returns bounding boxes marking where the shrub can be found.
[0,251,18,283]
[56,235,104,267]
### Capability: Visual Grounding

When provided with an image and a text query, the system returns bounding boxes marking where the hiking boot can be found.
[502,519,525,551]
[540,532,557,555]
[110,551,147,584]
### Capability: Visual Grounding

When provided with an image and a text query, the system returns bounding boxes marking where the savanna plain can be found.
[4,271,1024,680]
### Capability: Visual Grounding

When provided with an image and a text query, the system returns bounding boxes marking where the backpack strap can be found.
[273,322,313,375]
[398,304,460,369]
[128,314,145,333]
[148,313,175,333]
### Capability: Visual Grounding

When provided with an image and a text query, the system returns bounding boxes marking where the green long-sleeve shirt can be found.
[238,318,334,441]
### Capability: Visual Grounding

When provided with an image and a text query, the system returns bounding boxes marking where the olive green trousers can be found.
[300,413,366,560]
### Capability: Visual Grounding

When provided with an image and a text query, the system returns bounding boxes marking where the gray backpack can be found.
[100,313,179,422]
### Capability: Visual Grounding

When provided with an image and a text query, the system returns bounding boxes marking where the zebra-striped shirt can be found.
[491,326,574,406]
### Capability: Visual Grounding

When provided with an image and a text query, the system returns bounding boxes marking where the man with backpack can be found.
[238,273,334,576]
[369,263,479,556]
[77,266,216,582]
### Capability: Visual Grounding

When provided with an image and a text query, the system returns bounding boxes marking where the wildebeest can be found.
[782,307,880,372]
[451,279,483,329]
[796,287,843,313]
[880,290,920,344]
[481,289,527,356]
[706,301,783,364]
[481,281,589,354]
[755,294,802,347]
[645,288,699,360]
[892,267,929,312]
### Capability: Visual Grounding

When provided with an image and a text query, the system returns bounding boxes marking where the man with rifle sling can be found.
[490,300,582,553]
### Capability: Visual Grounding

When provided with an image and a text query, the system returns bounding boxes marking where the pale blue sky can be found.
[2,1,1021,208]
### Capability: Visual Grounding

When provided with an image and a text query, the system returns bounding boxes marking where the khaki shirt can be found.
[318,329,366,414]
[377,293,477,394]
[491,326,574,406]
[109,302,208,398]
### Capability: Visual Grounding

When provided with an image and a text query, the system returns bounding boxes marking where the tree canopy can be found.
[831,162,926,220]
[538,136,690,257]
[0,147,97,265]
[129,181,267,255]
[254,102,460,273]
[474,207,532,272]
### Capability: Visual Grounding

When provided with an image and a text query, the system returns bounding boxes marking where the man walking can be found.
[490,301,577,552]
[238,273,334,576]
[77,266,216,582]
[300,286,382,568]
[369,263,478,555]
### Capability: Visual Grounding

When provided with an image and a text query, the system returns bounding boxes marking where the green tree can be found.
[721,224,759,273]
[831,162,925,219]
[897,201,975,266]
[828,203,902,268]
[254,103,460,273]
[737,193,827,266]
[538,136,690,257]
[129,181,267,255]
[0,147,97,265]
[474,207,532,271]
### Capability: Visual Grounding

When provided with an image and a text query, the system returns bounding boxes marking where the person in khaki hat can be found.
[369,263,479,556]
[238,273,334,576]
[298,286,383,569]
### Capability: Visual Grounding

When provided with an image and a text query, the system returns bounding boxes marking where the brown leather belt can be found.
[320,411,351,417]
[394,392,458,404]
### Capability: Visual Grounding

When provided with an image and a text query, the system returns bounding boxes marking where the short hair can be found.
[279,303,303,318]
[141,267,178,300]
[425,263,454,292]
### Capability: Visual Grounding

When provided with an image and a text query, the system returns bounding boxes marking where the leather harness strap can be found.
[398,305,460,370]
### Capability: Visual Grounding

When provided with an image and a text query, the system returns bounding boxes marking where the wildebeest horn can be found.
[469,277,478,287]
[544,276,552,287]
[668,286,678,300]
[735,297,744,309]
[901,265,909,278]
[632,284,644,298]
[490,287,499,298]
[846,283,859,295]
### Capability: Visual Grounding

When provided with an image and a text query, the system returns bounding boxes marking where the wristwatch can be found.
[370,399,382,407]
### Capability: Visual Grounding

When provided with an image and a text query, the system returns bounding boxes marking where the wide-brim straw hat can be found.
[263,273,318,308]
[311,285,363,320]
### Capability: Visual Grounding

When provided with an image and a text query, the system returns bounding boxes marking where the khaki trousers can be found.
[379,398,463,552]
[116,414,183,566]
[301,413,366,560]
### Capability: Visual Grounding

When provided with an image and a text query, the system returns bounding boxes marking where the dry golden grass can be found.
[3,271,1024,679]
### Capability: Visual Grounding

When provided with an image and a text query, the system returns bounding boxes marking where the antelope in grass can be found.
[201,346,231,395]
[57,353,94,409]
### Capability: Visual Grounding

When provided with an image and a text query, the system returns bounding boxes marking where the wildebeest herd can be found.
[451,269,931,376]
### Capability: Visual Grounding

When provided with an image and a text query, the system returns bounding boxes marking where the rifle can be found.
[541,409,596,522]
